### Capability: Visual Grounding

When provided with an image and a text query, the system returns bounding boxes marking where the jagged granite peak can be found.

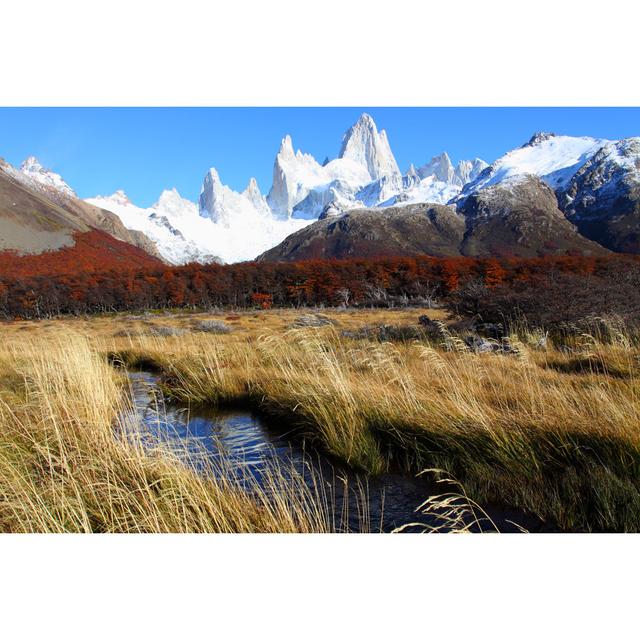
[455,158,489,185]
[267,135,319,217]
[280,134,295,157]
[404,163,420,188]
[19,156,77,198]
[198,168,226,222]
[417,152,456,184]
[338,113,401,181]
[416,153,488,189]
[243,177,271,217]
[244,176,261,195]
[267,130,371,219]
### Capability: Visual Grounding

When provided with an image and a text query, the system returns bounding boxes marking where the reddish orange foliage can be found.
[0,230,162,279]
[1,252,639,319]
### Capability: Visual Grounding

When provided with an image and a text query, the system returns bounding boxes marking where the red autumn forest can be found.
[1,240,639,320]
[0,230,163,279]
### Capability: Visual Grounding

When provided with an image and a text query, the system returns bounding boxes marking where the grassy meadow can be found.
[1,306,639,532]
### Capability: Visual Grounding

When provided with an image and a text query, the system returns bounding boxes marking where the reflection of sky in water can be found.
[126,371,309,483]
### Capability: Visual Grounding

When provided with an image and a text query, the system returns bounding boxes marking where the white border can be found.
[1,1,638,106]
[1,534,638,638]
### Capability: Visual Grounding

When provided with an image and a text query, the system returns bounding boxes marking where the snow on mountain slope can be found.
[153,187,199,219]
[197,167,311,259]
[199,168,271,225]
[266,115,485,219]
[380,175,462,207]
[458,133,611,198]
[3,156,78,201]
[356,154,488,210]
[88,173,312,265]
[416,153,488,188]
[18,156,77,198]
[75,112,500,263]
[86,190,211,265]
[456,158,490,185]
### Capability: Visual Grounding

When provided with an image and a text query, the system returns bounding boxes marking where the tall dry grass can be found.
[0,330,486,533]
[106,320,640,531]
[0,334,347,532]
[3,309,639,532]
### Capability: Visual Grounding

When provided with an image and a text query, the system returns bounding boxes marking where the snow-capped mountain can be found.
[559,137,640,212]
[87,171,311,265]
[266,133,372,219]
[451,131,640,252]
[79,113,491,263]
[9,115,640,265]
[200,169,271,224]
[18,156,77,198]
[338,113,400,181]
[417,152,488,187]
[86,190,214,265]
[2,156,78,203]
[266,114,486,219]
[559,137,640,253]
[458,133,611,198]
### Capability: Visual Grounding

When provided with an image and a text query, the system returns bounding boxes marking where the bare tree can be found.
[336,288,351,307]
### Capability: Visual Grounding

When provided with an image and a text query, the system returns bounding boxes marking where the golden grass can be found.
[0,333,349,532]
[2,307,639,531]
[97,309,640,532]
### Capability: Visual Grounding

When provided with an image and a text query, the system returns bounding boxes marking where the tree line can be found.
[1,253,638,319]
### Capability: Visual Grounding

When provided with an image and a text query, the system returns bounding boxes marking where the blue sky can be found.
[0,107,638,207]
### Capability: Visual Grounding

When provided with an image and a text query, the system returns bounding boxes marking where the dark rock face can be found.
[258,203,466,261]
[559,138,640,253]
[457,176,608,258]
[259,178,609,262]
[523,132,557,147]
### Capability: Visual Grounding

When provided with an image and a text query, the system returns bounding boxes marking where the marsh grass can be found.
[0,329,487,533]
[0,335,342,532]
[2,308,639,531]
[102,313,640,531]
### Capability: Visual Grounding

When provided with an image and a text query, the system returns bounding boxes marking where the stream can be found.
[124,371,553,533]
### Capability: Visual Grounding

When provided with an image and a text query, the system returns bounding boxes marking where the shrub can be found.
[196,319,232,334]
[146,325,187,337]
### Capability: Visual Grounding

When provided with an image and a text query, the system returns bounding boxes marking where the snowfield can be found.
[87,188,311,265]
[459,134,611,197]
